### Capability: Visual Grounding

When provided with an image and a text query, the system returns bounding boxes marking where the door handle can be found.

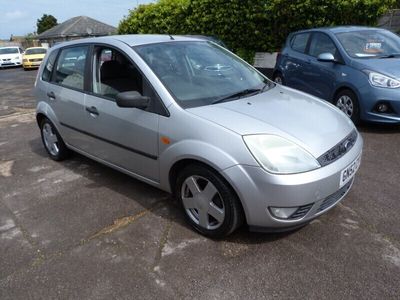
[47,91,56,100]
[85,106,99,116]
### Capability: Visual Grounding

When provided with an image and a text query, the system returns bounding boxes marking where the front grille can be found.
[289,203,314,219]
[29,58,42,62]
[317,130,357,167]
[317,179,353,213]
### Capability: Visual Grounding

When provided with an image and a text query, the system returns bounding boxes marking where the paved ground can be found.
[0,67,399,299]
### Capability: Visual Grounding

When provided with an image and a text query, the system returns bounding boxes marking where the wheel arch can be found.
[167,158,248,225]
[332,85,360,104]
[35,101,61,132]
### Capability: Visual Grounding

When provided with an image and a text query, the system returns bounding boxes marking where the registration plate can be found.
[340,154,361,187]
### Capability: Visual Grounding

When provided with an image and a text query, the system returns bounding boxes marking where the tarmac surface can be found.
[0,67,399,299]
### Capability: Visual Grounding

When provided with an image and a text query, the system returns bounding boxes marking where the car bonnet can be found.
[187,86,355,158]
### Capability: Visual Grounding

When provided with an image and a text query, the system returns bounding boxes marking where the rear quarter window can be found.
[291,33,310,53]
[42,50,58,82]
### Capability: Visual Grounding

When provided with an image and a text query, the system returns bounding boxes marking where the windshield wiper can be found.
[379,53,400,59]
[212,87,265,105]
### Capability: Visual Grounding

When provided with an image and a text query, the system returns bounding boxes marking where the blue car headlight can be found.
[366,71,400,89]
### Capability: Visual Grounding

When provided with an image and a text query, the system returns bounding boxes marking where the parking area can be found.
[0,67,399,299]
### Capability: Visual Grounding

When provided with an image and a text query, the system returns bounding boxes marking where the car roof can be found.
[25,47,47,50]
[294,26,387,35]
[51,34,205,50]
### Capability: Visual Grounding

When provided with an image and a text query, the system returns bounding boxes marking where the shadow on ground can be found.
[29,135,295,244]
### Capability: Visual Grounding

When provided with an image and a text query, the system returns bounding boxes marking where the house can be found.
[37,16,117,46]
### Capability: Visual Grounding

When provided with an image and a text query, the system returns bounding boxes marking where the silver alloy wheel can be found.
[336,95,354,117]
[42,123,59,156]
[274,75,283,85]
[181,175,225,230]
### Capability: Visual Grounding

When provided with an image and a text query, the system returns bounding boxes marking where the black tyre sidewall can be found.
[335,90,360,124]
[175,164,243,238]
[273,72,285,85]
[40,118,70,161]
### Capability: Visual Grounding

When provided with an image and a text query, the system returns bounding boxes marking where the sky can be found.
[0,0,154,39]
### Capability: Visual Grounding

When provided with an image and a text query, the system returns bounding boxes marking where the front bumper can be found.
[23,61,42,69]
[0,59,22,68]
[222,132,363,230]
[358,84,400,123]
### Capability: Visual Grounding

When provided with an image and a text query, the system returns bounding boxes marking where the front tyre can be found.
[175,164,243,238]
[40,118,71,161]
[334,89,360,124]
[273,72,285,85]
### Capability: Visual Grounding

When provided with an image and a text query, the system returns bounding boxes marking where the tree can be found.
[118,0,396,63]
[37,14,58,34]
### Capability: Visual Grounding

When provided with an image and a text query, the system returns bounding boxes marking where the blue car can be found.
[273,26,400,124]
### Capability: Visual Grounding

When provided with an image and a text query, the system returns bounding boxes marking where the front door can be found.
[82,46,161,182]
[302,32,343,100]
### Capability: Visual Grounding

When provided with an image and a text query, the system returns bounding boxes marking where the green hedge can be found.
[119,0,395,63]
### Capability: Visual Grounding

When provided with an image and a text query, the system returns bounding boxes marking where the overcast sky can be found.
[0,0,154,39]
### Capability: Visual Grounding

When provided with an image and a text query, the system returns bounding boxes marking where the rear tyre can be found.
[334,89,360,124]
[40,118,71,161]
[175,164,244,238]
[273,72,285,85]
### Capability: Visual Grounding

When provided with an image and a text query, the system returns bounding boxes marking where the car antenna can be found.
[169,34,174,40]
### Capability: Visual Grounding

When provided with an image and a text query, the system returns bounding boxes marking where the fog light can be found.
[269,207,298,219]
[377,103,388,113]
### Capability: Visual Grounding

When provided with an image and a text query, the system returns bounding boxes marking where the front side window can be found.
[92,47,143,99]
[53,46,89,90]
[336,29,400,58]
[309,33,339,58]
[291,33,310,53]
[135,41,272,108]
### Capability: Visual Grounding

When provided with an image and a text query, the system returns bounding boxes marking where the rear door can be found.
[45,45,90,147]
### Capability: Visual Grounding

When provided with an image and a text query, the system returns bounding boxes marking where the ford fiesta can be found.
[34,35,363,237]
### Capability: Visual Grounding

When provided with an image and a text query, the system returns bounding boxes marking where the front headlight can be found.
[23,59,28,62]
[243,135,320,174]
[367,71,400,88]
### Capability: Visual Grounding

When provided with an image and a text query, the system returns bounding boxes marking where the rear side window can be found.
[291,33,310,53]
[53,46,89,90]
[42,50,58,82]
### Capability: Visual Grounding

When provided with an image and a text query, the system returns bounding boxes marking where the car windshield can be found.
[25,48,47,55]
[336,29,400,58]
[135,41,273,108]
[0,48,18,55]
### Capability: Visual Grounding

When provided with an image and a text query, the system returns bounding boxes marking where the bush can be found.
[118,0,395,63]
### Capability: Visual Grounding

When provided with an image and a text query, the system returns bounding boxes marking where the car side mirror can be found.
[317,52,335,62]
[116,91,150,109]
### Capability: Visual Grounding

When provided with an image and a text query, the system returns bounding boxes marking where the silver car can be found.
[34,35,363,237]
